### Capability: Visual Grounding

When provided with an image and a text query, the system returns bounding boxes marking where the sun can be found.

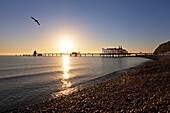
[60,40,72,53]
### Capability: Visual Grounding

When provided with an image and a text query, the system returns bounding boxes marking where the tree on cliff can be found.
[154,40,170,54]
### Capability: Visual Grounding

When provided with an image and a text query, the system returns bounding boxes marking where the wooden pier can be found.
[23,52,158,57]
[21,52,170,60]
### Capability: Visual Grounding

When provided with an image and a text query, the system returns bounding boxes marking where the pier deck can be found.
[22,52,170,59]
[22,52,157,57]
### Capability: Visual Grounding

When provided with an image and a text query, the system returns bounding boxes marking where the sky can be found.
[0,0,170,55]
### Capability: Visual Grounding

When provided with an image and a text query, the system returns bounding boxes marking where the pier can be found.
[22,52,160,57]
[22,52,170,60]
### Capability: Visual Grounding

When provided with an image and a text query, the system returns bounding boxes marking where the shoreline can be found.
[10,56,170,112]
[71,59,150,88]
[50,61,149,99]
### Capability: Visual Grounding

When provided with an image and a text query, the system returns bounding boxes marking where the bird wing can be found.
[31,16,40,25]
[31,16,36,21]
[36,20,40,25]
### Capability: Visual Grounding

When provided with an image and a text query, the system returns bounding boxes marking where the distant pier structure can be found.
[23,52,154,57]
[102,46,128,54]
[33,50,37,56]
[22,47,161,58]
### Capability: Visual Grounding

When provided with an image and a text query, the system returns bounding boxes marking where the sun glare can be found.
[60,40,72,53]
[62,55,72,88]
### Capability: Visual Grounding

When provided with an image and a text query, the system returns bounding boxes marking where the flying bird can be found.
[31,16,40,25]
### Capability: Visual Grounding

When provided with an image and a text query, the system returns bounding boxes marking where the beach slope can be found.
[15,57,170,112]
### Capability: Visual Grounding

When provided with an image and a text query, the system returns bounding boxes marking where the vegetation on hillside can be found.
[154,40,170,54]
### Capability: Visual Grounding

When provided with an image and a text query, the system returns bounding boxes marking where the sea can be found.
[0,56,149,112]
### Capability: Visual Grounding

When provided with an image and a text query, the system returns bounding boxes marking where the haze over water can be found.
[0,56,149,112]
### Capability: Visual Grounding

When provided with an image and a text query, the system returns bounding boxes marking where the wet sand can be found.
[13,56,169,112]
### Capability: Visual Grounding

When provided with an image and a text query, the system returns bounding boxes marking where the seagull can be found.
[31,16,40,25]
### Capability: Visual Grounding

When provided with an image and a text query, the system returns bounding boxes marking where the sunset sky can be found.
[0,0,170,55]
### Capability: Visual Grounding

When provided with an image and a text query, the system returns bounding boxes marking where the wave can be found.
[0,65,59,72]
[0,71,63,81]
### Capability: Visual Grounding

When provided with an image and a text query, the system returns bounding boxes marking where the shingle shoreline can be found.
[13,57,170,113]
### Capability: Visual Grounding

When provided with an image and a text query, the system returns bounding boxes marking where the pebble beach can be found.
[13,56,169,113]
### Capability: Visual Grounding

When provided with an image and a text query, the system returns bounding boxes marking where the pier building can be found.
[102,46,128,54]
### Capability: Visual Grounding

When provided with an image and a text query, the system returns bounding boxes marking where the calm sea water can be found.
[0,56,149,112]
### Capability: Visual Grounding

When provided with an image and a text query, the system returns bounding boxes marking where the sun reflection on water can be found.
[62,55,72,88]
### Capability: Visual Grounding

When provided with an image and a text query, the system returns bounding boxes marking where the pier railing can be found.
[22,52,170,58]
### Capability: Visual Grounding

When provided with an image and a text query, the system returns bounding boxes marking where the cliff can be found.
[154,40,170,54]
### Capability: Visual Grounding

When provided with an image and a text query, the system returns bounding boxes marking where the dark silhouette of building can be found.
[33,50,37,56]
[72,52,78,57]
[37,54,42,56]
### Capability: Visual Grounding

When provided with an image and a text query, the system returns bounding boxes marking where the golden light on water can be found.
[61,80,72,88]
[52,55,73,98]
[63,55,69,72]
[63,72,70,79]
[62,55,72,88]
